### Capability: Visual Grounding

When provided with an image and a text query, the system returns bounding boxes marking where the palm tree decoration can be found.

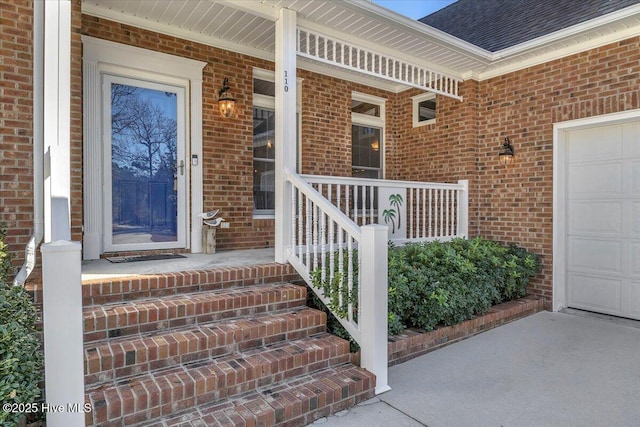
[388,194,403,229]
[382,208,397,233]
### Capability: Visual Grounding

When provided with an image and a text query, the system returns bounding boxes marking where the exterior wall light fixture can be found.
[499,137,515,167]
[217,77,236,118]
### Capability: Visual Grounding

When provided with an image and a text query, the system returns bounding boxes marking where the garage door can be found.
[566,119,640,319]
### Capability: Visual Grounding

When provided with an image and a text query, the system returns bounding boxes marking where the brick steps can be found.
[80,264,299,306]
[82,264,375,426]
[144,364,376,427]
[83,283,307,343]
[86,334,351,426]
[84,307,327,386]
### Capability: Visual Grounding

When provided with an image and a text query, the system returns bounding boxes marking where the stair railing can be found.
[285,169,390,394]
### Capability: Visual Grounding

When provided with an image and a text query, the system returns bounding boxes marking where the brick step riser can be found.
[86,335,351,426]
[83,285,307,343]
[152,365,377,427]
[84,308,328,387]
[81,264,300,307]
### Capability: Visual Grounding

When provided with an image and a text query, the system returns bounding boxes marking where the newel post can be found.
[360,224,391,394]
[41,241,85,427]
[458,179,469,238]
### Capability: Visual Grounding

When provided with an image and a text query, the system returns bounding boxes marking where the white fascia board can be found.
[82,2,275,61]
[492,4,640,58]
[479,25,640,80]
[478,4,640,79]
[342,0,492,61]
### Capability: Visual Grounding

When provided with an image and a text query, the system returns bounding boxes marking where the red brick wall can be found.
[387,80,481,233]
[299,71,396,177]
[78,16,397,252]
[474,37,640,301]
[0,0,34,269]
[391,37,640,302]
[4,1,640,306]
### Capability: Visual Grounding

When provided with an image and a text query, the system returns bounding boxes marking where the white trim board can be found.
[82,36,206,259]
[552,108,640,312]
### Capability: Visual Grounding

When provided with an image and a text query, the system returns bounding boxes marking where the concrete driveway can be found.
[315,310,640,427]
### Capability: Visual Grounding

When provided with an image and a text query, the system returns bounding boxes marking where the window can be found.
[252,69,301,217]
[253,77,276,215]
[412,92,437,127]
[352,92,385,179]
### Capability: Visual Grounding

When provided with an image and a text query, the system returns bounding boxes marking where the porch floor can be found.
[81,248,275,280]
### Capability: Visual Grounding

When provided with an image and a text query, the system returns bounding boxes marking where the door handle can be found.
[177,160,185,176]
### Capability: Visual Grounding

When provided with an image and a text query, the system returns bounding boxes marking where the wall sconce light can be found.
[499,137,515,167]
[371,140,380,152]
[217,77,236,118]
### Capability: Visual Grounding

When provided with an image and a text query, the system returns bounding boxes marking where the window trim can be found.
[412,92,437,128]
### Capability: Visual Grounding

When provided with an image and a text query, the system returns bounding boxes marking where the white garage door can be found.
[566,119,640,319]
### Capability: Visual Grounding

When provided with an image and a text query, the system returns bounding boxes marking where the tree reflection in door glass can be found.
[111,83,178,244]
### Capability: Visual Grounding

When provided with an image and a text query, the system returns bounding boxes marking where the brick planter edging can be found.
[386,296,545,366]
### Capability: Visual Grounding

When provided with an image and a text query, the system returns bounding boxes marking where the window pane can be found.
[110,83,179,244]
[351,100,380,117]
[253,107,275,160]
[254,78,275,97]
[352,125,381,169]
[253,160,275,210]
[418,98,436,121]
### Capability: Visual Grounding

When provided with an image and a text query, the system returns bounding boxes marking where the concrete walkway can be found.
[315,310,640,427]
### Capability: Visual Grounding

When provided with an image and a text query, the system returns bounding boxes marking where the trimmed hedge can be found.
[387,238,540,334]
[0,227,43,427]
[310,237,541,346]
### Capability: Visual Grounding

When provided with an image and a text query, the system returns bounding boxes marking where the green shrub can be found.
[0,227,43,427]
[388,238,540,334]
[309,237,541,343]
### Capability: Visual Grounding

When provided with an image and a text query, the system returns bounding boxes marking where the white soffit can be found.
[82,0,640,82]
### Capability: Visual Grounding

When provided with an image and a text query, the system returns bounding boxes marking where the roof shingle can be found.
[419,0,640,52]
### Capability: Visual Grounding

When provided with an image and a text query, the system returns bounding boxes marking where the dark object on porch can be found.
[105,254,187,263]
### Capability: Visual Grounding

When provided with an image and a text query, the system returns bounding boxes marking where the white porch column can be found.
[274,8,297,263]
[40,1,85,426]
[43,0,72,242]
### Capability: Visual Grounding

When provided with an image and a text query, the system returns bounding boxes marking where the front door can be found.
[103,75,187,252]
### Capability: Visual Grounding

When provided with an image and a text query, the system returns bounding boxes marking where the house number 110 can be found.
[284,71,289,92]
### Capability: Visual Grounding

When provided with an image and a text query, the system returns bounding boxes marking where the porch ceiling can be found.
[82,0,640,84]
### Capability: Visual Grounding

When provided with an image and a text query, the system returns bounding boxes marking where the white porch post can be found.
[274,8,297,263]
[360,224,391,394]
[457,179,469,238]
[41,1,85,425]
[43,0,72,242]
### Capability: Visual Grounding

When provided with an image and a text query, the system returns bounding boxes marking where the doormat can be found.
[105,254,187,263]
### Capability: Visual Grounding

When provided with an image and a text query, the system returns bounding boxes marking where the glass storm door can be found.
[103,75,186,251]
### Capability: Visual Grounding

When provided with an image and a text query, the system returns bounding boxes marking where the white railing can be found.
[285,171,469,395]
[286,170,390,394]
[302,175,469,243]
[297,27,463,101]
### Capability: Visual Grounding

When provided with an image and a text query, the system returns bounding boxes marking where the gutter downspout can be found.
[14,0,44,286]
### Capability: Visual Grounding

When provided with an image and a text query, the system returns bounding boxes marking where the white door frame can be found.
[553,108,640,311]
[82,37,206,259]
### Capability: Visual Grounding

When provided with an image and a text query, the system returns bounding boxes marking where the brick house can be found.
[2,0,640,425]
